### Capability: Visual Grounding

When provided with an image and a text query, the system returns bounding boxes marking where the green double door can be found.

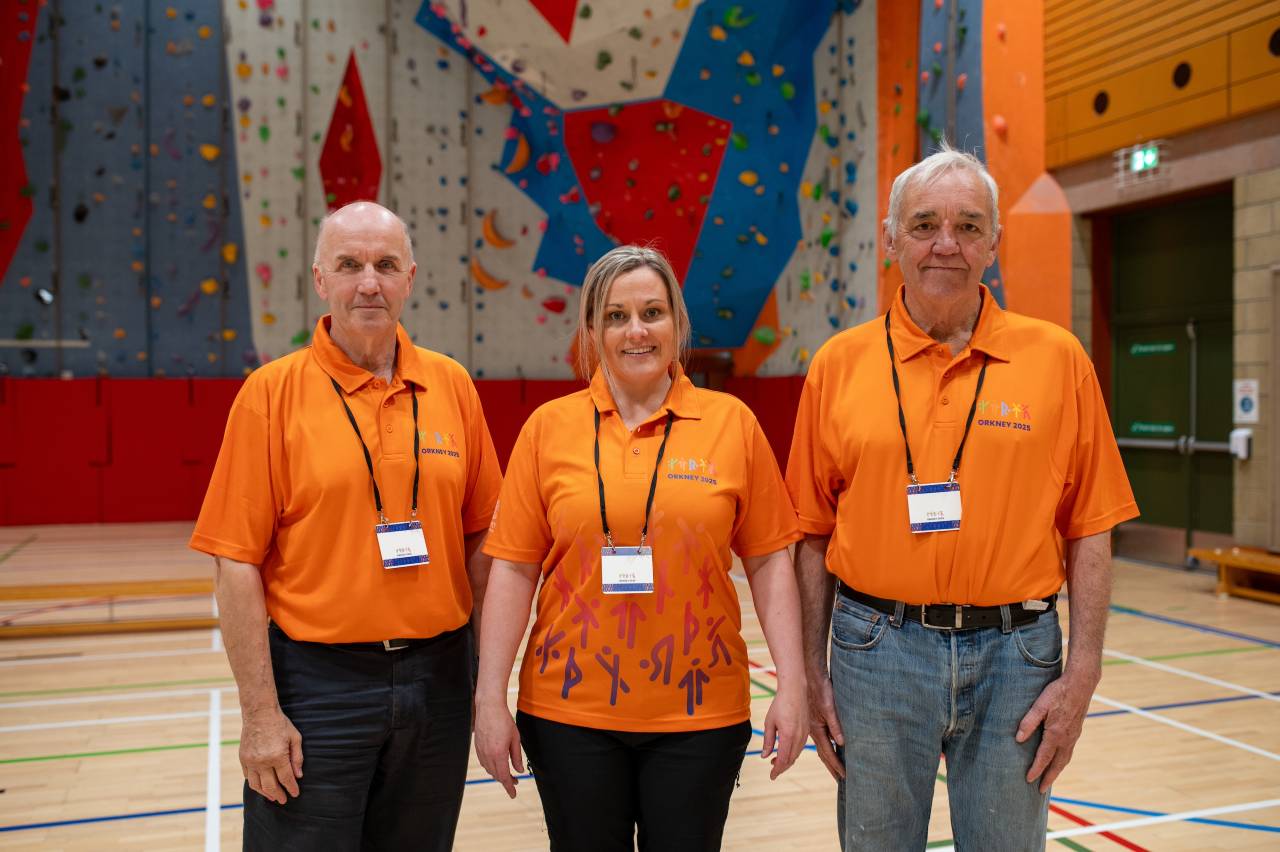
[1110,192,1233,540]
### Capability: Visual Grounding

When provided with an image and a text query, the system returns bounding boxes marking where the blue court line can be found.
[0,804,244,833]
[1110,604,1280,649]
[1087,690,1280,718]
[1051,795,1280,834]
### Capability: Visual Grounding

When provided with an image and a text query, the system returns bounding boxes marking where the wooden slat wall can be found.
[1044,0,1280,168]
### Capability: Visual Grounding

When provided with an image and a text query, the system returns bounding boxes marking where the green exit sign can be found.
[1131,146,1159,172]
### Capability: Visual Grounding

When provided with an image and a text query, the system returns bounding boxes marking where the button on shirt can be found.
[190,316,503,642]
[786,284,1139,606]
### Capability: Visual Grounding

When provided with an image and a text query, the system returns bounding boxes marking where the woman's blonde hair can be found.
[575,245,692,379]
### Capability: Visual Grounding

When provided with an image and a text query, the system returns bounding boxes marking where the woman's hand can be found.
[473,698,525,798]
[761,680,809,779]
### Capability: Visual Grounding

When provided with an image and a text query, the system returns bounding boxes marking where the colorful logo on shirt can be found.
[976,400,1032,432]
[420,429,461,458]
[666,455,718,485]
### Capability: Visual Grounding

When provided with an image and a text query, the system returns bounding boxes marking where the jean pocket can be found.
[831,599,888,651]
[1013,612,1062,667]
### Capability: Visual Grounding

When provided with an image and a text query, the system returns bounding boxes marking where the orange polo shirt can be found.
[786,285,1138,605]
[190,316,502,643]
[484,368,800,732]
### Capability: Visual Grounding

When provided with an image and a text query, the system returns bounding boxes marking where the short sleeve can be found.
[732,414,803,558]
[482,412,553,564]
[188,377,278,565]
[785,355,843,535]
[459,371,503,534]
[1055,367,1140,539]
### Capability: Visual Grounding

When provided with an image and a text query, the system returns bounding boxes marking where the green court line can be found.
[1101,644,1272,666]
[749,676,776,696]
[0,533,38,565]
[1,738,240,765]
[0,676,236,700]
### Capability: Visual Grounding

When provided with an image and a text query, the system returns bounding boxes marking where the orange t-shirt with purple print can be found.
[483,369,800,732]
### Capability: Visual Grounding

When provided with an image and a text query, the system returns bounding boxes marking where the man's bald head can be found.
[313,201,414,267]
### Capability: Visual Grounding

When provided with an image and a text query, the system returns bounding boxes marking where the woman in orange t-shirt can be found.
[475,245,808,852]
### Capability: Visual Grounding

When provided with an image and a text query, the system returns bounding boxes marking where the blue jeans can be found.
[830,595,1063,851]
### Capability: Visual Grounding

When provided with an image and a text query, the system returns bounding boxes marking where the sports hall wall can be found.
[0,0,1056,524]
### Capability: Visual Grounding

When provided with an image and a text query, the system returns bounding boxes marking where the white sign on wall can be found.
[1234,379,1260,424]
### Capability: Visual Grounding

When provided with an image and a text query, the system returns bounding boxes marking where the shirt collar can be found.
[888,284,1011,363]
[588,363,702,423]
[310,315,431,392]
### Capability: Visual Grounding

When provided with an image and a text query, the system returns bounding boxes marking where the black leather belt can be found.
[270,623,464,652]
[838,584,1055,630]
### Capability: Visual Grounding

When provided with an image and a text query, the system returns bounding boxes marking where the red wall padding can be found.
[0,376,803,525]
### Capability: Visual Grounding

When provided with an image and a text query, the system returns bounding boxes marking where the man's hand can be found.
[1016,670,1098,793]
[239,706,303,805]
[473,700,524,799]
[807,672,845,781]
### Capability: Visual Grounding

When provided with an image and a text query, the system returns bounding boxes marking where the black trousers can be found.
[516,711,752,852]
[243,624,474,852]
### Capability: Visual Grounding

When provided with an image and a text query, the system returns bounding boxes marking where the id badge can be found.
[600,546,654,594]
[906,481,962,533]
[375,520,430,569]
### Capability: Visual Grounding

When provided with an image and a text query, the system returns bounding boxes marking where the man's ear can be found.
[312,264,326,300]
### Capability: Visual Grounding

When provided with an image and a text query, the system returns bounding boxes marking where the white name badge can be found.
[906,481,962,533]
[601,546,654,594]
[375,520,430,569]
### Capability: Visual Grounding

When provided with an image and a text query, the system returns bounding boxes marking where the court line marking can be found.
[0,647,223,667]
[0,708,240,734]
[929,798,1280,850]
[1052,795,1280,834]
[0,676,235,700]
[1091,693,1280,761]
[1110,604,1280,648]
[0,629,216,652]
[204,690,221,852]
[0,686,239,710]
[1087,690,1280,718]
[1102,648,1280,702]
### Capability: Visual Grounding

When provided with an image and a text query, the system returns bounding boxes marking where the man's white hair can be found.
[313,201,415,266]
[884,142,999,237]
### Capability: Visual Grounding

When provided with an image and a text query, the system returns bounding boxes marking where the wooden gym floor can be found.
[0,524,1278,850]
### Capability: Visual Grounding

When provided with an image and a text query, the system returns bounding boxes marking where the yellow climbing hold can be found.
[737,50,755,67]
[221,243,239,264]
[113,328,127,340]
[221,329,237,342]
[738,170,759,187]
[259,213,272,228]
[236,62,252,79]
[709,25,727,41]
[202,93,216,107]
[198,25,212,39]
[755,232,768,246]
[201,278,220,295]
[800,181,813,197]
[202,194,216,209]
[199,143,221,161]
[263,312,277,326]
[772,64,785,77]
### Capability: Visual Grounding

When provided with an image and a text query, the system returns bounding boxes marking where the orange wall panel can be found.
[1231,68,1280,114]
[1063,89,1229,164]
[876,0,919,312]
[1229,13,1280,81]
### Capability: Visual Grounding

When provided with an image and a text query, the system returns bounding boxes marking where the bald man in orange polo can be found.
[787,146,1138,851]
[191,201,502,851]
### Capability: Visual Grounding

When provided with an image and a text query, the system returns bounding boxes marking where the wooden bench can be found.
[0,578,216,638]
[1188,547,1280,606]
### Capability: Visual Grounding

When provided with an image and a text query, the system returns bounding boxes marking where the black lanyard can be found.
[593,408,674,551]
[330,377,420,523]
[884,293,988,485]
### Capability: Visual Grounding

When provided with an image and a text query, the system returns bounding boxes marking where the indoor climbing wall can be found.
[1,0,880,379]
[0,1,254,377]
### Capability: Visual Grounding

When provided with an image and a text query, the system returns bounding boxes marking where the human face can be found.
[312,203,416,341]
[597,267,676,392]
[885,169,1000,300]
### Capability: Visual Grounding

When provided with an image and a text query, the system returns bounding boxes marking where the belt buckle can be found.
[920,604,964,630]
[382,639,409,651]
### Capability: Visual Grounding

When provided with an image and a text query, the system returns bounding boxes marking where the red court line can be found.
[1049,803,1151,852]
[747,657,777,678]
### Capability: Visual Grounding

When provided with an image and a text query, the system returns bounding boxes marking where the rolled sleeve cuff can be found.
[1061,503,1140,540]
[188,534,266,567]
